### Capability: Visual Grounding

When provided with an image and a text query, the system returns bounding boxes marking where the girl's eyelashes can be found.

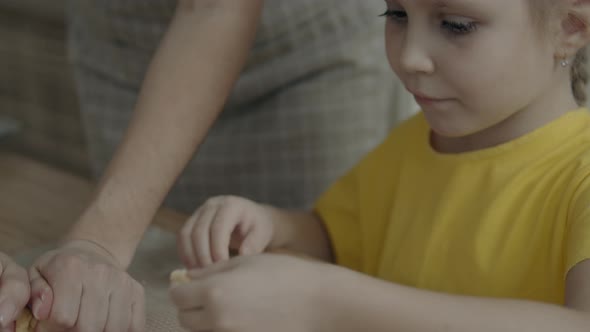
[379,10,407,22]
[380,9,478,36]
[442,20,478,35]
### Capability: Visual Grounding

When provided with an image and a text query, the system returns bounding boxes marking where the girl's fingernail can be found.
[32,297,43,319]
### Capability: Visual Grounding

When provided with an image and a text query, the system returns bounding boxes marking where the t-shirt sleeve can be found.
[566,174,590,275]
[314,164,362,271]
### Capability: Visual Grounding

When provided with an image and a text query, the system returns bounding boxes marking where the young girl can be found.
[170,0,590,331]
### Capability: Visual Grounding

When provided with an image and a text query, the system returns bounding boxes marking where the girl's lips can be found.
[408,89,449,102]
[413,94,451,105]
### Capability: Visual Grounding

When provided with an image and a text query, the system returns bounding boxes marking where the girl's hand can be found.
[169,253,331,332]
[178,196,275,269]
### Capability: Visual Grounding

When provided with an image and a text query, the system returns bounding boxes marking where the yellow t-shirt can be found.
[315,108,590,304]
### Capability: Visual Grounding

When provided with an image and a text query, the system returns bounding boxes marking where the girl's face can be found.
[384,0,565,139]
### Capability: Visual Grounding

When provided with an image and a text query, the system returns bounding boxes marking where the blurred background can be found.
[0,1,88,176]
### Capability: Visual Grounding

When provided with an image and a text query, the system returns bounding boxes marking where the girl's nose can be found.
[399,27,435,75]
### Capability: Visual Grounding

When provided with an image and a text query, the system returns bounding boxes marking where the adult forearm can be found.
[67,1,264,268]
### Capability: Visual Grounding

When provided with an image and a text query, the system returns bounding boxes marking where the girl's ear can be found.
[557,0,590,58]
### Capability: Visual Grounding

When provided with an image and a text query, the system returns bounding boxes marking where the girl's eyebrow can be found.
[433,0,450,9]
[431,0,485,13]
[395,0,487,14]
[433,0,474,9]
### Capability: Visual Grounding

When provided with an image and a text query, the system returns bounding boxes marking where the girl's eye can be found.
[441,20,478,35]
[380,9,478,36]
[380,10,408,23]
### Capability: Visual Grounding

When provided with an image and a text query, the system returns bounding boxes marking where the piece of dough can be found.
[170,269,190,284]
[15,308,37,332]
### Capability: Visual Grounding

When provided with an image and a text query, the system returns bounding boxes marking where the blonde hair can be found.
[530,1,588,106]
[571,48,588,106]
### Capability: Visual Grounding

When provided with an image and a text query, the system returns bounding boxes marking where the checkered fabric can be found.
[66,0,416,212]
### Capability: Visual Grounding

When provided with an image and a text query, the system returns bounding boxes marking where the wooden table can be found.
[0,152,187,255]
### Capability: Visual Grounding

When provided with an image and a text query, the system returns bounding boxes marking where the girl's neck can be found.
[431,82,580,154]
